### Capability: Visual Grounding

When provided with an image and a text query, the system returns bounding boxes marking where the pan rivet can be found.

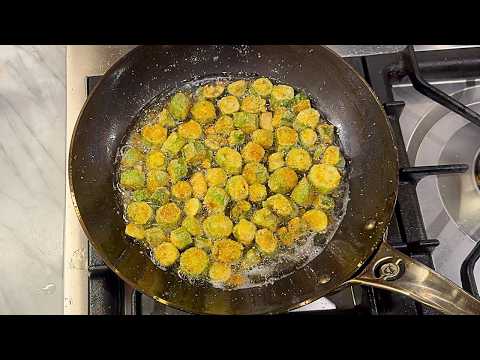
[365,220,376,230]
[376,259,404,281]
[318,274,331,284]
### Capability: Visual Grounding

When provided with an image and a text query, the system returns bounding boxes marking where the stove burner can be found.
[406,85,480,243]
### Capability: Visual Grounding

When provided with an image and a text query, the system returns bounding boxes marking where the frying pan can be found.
[69,45,480,314]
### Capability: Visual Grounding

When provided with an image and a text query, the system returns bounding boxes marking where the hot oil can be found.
[114,75,350,290]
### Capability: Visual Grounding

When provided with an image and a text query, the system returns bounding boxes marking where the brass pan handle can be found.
[347,242,480,315]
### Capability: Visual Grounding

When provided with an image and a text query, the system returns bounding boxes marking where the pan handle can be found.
[347,242,480,315]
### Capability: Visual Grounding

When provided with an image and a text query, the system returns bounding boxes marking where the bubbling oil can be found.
[114,75,350,290]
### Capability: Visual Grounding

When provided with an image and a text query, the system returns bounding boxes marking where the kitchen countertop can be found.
[0,45,65,314]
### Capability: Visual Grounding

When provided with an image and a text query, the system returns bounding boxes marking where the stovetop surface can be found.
[66,46,480,315]
[393,81,480,286]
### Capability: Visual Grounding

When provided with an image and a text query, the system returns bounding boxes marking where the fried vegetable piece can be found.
[317,124,334,144]
[127,202,153,225]
[249,183,267,203]
[268,152,285,172]
[242,141,265,163]
[271,84,294,100]
[226,175,249,201]
[241,248,261,269]
[308,164,341,194]
[205,134,224,150]
[291,177,314,207]
[288,217,308,238]
[155,202,181,226]
[205,126,216,136]
[277,226,295,247]
[214,115,234,135]
[195,236,213,252]
[201,158,212,169]
[132,189,149,202]
[227,80,247,97]
[156,108,176,128]
[168,92,191,121]
[251,129,274,149]
[161,132,186,156]
[268,167,298,194]
[217,95,240,114]
[294,108,320,129]
[252,208,278,231]
[150,187,170,206]
[313,194,335,211]
[202,82,225,99]
[146,169,169,192]
[209,262,232,282]
[286,147,312,172]
[241,95,266,113]
[171,181,192,200]
[233,219,257,246]
[141,123,168,145]
[144,226,167,248]
[255,229,278,254]
[120,169,145,190]
[203,214,233,239]
[182,141,207,165]
[259,111,273,130]
[322,145,341,166]
[212,239,244,263]
[206,168,227,187]
[230,200,252,221]
[215,147,243,175]
[125,223,145,240]
[121,148,143,168]
[251,77,273,97]
[271,85,295,108]
[293,99,311,113]
[178,120,202,140]
[228,130,246,146]
[153,242,179,267]
[300,128,318,148]
[191,100,216,124]
[146,151,166,170]
[264,194,294,217]
[167,158,188,183]
[302,209,328,232]
[190,173,208,199]
[276,126,298,148]
[272,107,295,128]
[182,216,203,236]
[232,112,258,134]
[313,144,328,161]
[203,186,229,213]
[170,227,193,250]
[180,247,209,276]
[242,162,268,185]
[184,198,201,217]
[183,142,207,165]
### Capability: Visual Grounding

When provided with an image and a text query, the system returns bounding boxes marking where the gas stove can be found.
[64,45,480,315]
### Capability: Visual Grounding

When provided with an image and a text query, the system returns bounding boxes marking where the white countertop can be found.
[0,45,65,314]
